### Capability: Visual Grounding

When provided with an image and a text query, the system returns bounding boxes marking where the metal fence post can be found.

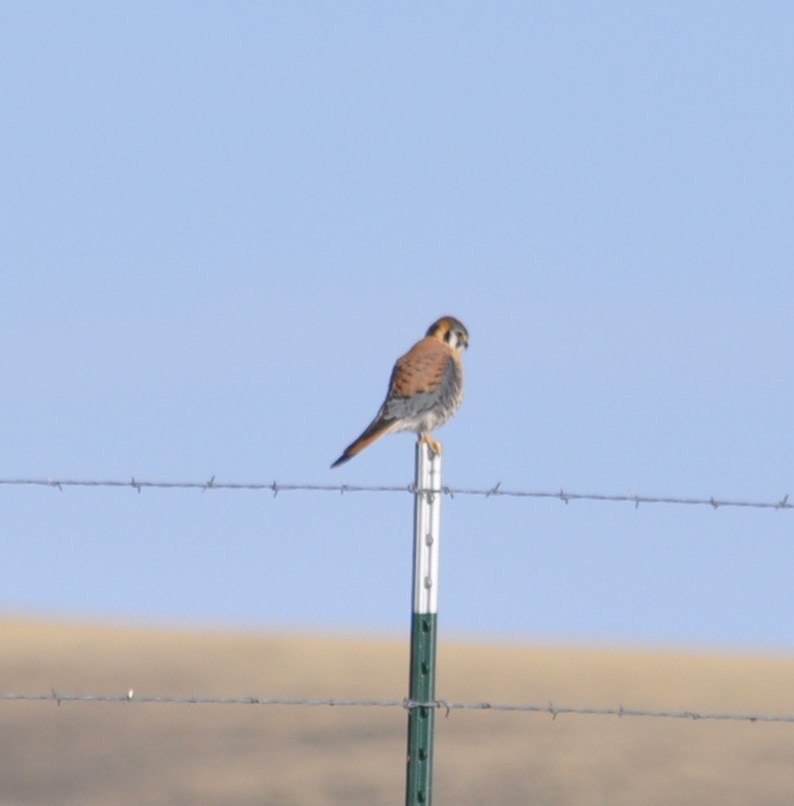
[405,440,441,805]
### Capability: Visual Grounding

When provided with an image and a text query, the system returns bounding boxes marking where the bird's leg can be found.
[418,432,442,457]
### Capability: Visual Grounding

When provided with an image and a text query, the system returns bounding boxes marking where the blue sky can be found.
[2,3,793,651]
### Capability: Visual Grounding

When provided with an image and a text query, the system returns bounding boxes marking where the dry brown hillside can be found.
[1,619,793,805]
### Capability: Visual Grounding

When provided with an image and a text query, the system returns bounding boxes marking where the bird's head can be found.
[426,316,469,352]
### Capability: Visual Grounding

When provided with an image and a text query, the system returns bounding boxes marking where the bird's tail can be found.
[331,417,396,468]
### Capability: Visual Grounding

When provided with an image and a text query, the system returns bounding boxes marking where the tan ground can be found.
[1,619,793,805]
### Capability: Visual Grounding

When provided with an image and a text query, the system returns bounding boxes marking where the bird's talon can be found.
[419,434,443,457]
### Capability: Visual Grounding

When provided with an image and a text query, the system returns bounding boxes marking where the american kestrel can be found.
[331,316,469,468]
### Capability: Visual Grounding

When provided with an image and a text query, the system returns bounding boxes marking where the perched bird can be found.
[331,316,469,468]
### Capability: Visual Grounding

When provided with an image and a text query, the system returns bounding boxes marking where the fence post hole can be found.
[405,440,441,805]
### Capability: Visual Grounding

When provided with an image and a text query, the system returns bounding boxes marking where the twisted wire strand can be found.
[0,477,790,511]
[1,690,792,723]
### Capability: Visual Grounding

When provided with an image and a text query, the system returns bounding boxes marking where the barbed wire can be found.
[2,690,792,723]
[0,477,790,511]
